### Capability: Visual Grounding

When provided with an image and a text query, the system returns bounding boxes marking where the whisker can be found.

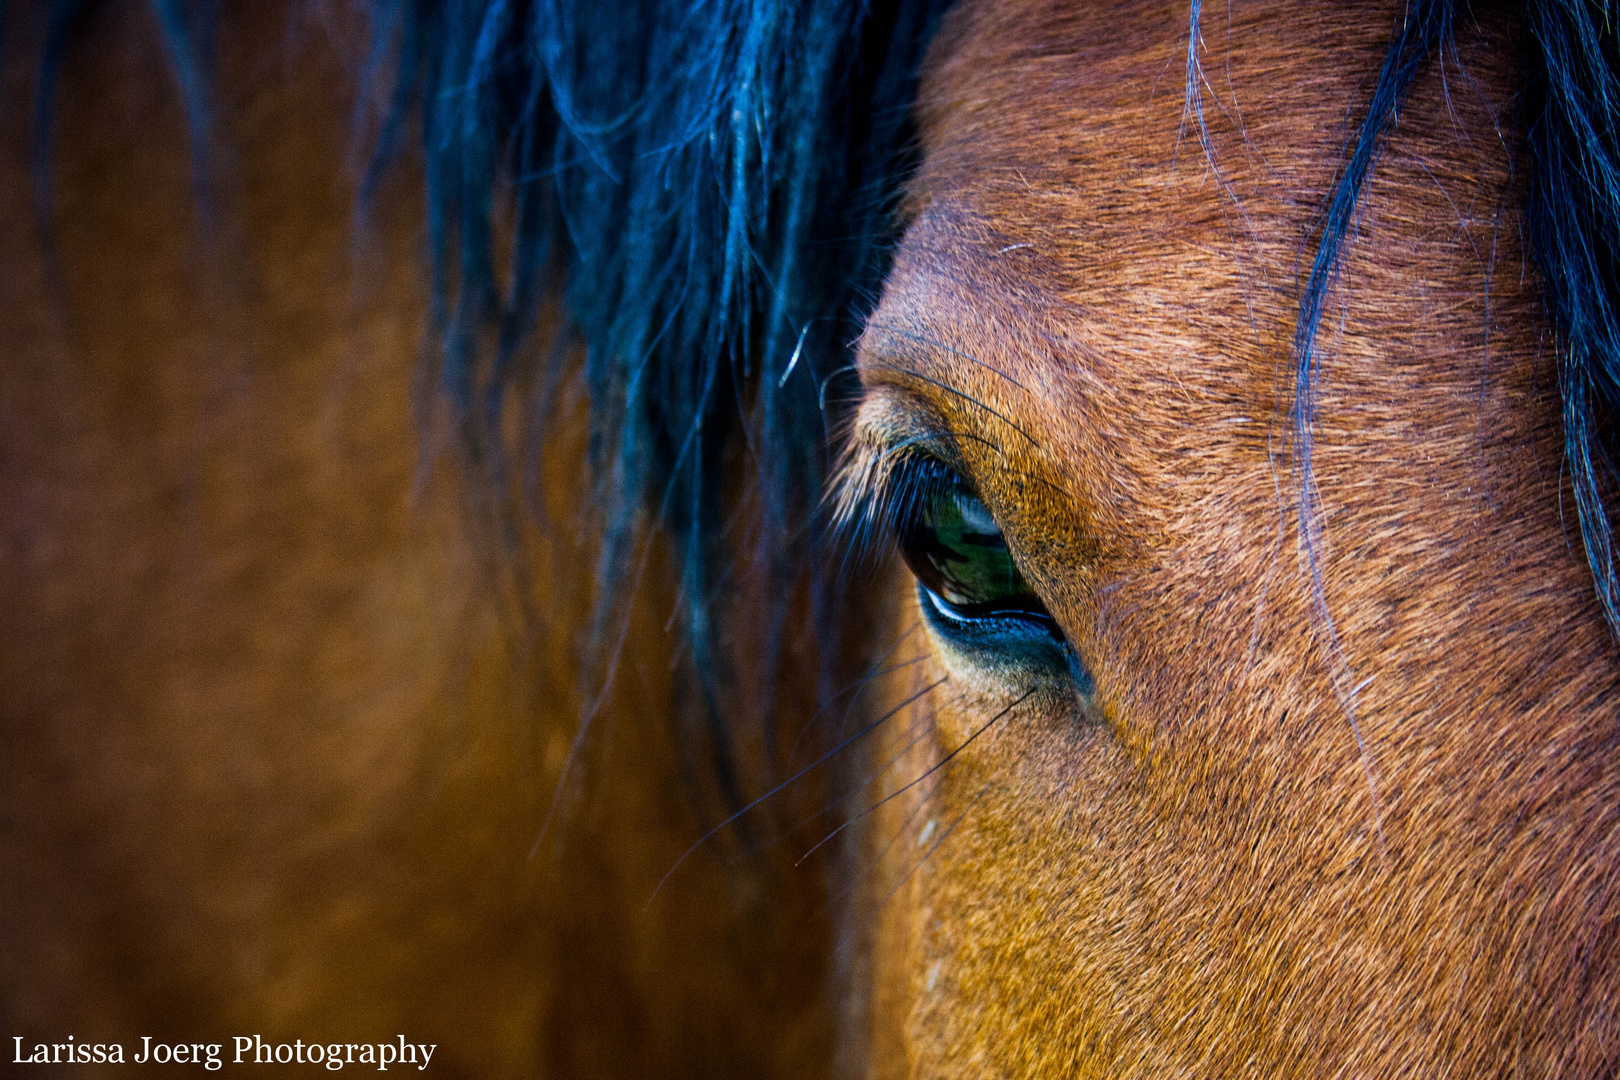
[647,675,948,903]
[796,687,1033,865]
[784,625,925,766]
[844,782,995,946]
[865,774,945,872]
[732,700,941,863]
[882,327,1031,393]
[824,773,945,910]
[870,362,1041,448]
[817,362,861,418]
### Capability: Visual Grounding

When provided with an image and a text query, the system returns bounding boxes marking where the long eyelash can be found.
[828,441,968,572]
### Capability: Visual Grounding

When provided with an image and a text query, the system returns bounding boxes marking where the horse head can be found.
[838,1,1620,1073]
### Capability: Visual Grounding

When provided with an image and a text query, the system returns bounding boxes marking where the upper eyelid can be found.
[830,395,961,524]
[830,388,1070,528]
[856,326,1041,452]
[865,359,1042,450]
[828,438,948,548]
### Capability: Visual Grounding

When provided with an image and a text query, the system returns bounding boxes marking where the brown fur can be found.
[843,0,1620,1076]
[0,3,836,1076]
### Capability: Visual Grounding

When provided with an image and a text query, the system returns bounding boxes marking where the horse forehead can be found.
[870,0,1517,461]
[912,0,1400,193]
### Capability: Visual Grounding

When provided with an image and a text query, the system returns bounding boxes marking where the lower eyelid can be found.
[921,586,983,628]
[917,585,1091,697]
[918,584,1064,648]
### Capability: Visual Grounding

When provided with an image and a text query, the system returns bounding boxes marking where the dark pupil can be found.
[901,489,1041,617]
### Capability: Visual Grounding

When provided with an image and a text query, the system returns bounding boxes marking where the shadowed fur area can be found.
[0,1,862,1075]
[6,0,1620,1076]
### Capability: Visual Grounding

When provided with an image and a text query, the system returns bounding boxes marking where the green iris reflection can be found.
[900,488,1044,617]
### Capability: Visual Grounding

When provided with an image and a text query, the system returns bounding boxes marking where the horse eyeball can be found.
[900,488,1049,621]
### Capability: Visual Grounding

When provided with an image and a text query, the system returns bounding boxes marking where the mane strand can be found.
[1289,0,1620,653]
[359,0,954,818]
[1523,0,1620,639]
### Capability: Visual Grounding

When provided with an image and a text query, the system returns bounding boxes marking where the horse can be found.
[4,0,1620,1075]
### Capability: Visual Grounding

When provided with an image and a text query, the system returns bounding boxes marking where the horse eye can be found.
[899,486,1052,622]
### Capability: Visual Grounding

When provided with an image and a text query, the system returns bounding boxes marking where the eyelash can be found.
[835,451,966,564]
